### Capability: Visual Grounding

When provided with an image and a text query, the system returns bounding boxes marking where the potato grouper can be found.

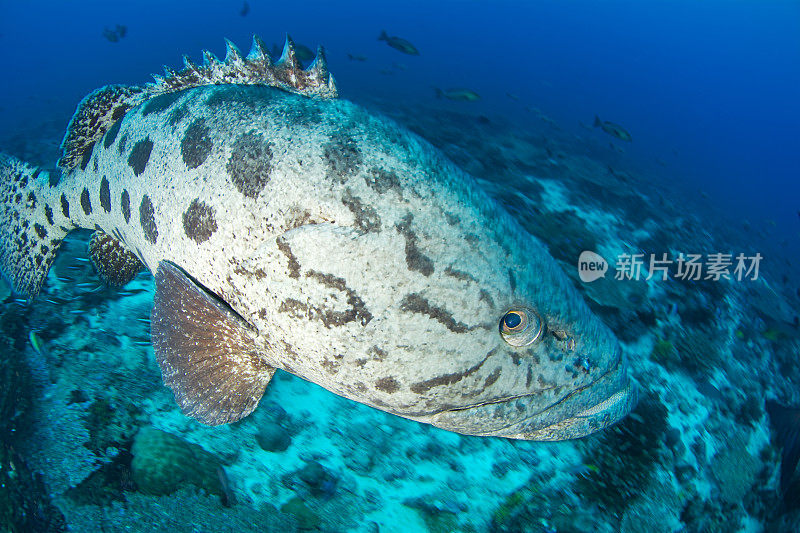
[0,35,637,440]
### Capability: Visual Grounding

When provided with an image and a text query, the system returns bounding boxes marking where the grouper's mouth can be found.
[425,356,638,441]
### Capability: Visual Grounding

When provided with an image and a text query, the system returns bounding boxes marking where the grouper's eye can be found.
[500,307,544,347]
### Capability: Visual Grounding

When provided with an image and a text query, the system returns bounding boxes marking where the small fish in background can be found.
[102,24,127,43]
[27,330,52,384]
[29,330,47,356]
[239,1,249,17]
[216,466,235,507]
[506,92,519,101]
[434,88,481,102]
[378,30,419,55]
[594,115,632,142]
[392,62,408,71]
[294,43,316,64]
[270,41,315,66]
[347,53,367,61]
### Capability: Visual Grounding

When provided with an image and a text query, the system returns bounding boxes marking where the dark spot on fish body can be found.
[323,136,362,182]
[81,188,92,215]
[375,377,400,393]
[112,104,129,121]
[44,204,54,225]
[479,289,495,309]
[128,138,154,176]
[321,358,339,375]
[121,190,131,223]
[276,237,302,279]
[48,168,62,188]
[444,266,476,283]
[281,340,301,364]
[484,367,502,388]
[342,190,381,233]
[99,177,111,213]
[26,191,36,209]
[306,270,373,327]
[169,105,189,126]
[139,195,158,244]
[60,194,70,218]
[183,198,217,243]
[508,269,517,292]
[141,92,182,116]
[104,118,123,149]
[34,223,47,240]
[526,365,533,388]
[410,348,496,394]
[279,298,309,320]
[400,293,469,333]
[370,345,387,361]
[80,141,95,171]
[181,119,213,169]
[118,133,128,155]
[226,131,272,198]
[364,167,400,194]
[395,215,434,276]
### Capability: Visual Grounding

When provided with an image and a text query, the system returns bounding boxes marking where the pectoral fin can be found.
[151,261,274,425]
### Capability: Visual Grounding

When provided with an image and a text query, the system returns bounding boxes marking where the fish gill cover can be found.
[0,0,799,531]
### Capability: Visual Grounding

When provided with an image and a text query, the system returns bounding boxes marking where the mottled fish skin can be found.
[38,83,635,440]
[0,40,637,439]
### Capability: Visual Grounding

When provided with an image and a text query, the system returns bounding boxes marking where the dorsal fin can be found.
[147,34,337,100]
[58,34,337,172]
[58,84,147,171]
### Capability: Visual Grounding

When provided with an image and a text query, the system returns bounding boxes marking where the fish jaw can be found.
[424,352,638,440]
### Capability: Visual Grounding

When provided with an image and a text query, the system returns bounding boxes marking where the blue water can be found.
[2,1,800,531]
[2,0,798,247]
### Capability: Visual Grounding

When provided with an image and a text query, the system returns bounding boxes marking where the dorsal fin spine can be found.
[224,39,244,65]
[249,35,270,62]
[278,34,300,70]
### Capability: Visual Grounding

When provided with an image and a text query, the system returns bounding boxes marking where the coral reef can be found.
[574,394,670,520]
[130,427,226,498]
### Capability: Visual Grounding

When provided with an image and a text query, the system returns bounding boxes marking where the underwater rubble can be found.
[1,99,799,532]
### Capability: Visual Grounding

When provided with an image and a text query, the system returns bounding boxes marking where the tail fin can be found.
[766,400,800,501]
[594,115,602,128]
[0,153,73,296]
[378,30,388,42]
[434,87,444,99]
